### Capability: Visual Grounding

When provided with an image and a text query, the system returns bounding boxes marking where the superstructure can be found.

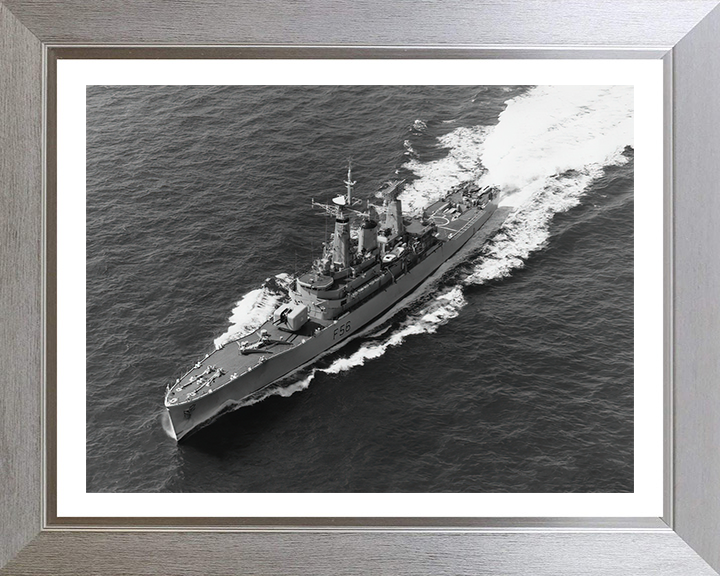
[165,165,501,440]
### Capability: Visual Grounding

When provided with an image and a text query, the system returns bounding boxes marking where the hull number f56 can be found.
[333,321,351,341]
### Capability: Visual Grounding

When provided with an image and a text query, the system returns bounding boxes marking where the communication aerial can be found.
[312,161,364,217]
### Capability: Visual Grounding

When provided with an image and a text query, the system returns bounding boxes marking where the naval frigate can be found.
[165,165,504,440]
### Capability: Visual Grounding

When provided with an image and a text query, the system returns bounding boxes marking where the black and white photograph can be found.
[8,2,720,574]
[85,83,635,494]
[7,0,720,576]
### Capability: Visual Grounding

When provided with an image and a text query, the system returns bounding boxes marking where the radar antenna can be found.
[379,179,406,202]
[311,163,363,216]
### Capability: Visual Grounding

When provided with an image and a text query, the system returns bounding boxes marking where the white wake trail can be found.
[483,85,633,204]
[400,125,491,215]
[222,85,634,402]
[240,287,467,405]
[465,85,633,284]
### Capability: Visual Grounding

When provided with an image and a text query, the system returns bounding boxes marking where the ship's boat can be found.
[165,164,502,440]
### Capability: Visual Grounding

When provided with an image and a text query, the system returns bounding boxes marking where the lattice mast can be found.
[311,164,359,272]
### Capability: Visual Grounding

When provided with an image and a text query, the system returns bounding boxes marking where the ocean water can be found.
[86,85,634,493]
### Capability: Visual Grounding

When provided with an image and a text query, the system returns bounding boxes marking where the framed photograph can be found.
[60,61,660,518]
[2,1,720,575]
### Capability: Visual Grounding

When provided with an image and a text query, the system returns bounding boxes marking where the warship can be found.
[165,165,503,440]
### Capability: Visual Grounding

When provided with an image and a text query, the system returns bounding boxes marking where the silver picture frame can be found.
[1,1,719,574]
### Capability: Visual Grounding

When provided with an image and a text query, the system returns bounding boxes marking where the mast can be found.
[312,163,386,271]
[312,166,357,272]
[344,162,356,206]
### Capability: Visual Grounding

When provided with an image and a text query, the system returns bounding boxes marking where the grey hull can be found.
[167,203,511,440]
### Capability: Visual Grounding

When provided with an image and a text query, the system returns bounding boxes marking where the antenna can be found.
[344,160,356,205]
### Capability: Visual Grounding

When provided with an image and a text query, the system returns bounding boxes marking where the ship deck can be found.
[166,316,329,406]
[167,189,496,409]
[426,190,490,242]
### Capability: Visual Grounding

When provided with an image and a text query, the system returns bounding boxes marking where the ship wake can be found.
[400,125,491,215]
[215,85,633,406]
[466,85,632,284]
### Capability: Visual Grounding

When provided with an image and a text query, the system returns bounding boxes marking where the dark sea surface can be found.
[86,85,634,493]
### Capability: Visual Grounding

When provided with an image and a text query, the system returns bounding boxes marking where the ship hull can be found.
[167,202,506,440]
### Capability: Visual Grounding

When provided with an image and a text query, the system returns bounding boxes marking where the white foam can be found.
[400,125,490,215]
[235,373,316,408]
[466,85,633,285]
[480,85,633,195]
[412,119,428,132]
[403,139,417,158]
[466,170,599,285]
[160,411,177,441]
[215,85,634,402]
